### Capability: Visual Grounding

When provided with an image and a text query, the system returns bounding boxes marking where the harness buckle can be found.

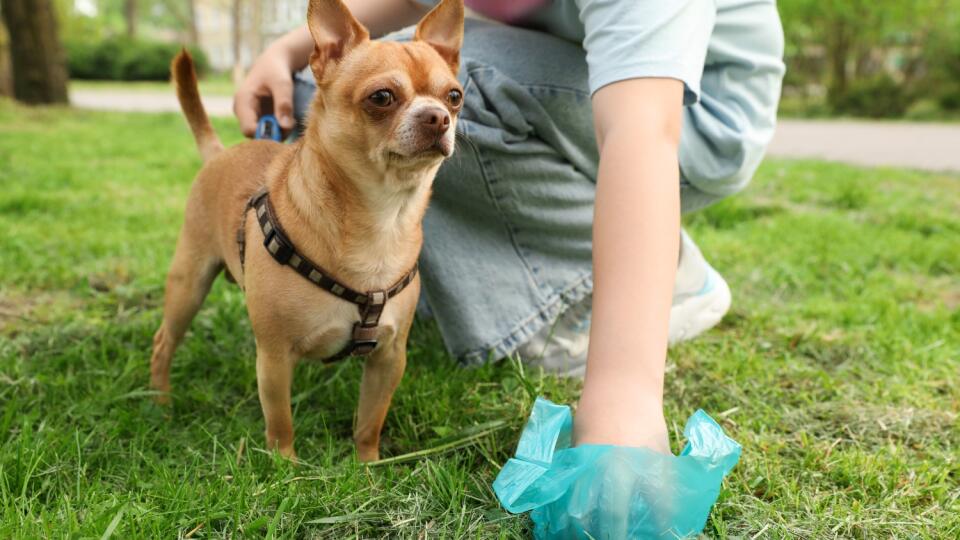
[351,323,379,355]
[263,229,294,265]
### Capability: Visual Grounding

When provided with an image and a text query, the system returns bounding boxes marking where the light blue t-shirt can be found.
[522,0,715,105]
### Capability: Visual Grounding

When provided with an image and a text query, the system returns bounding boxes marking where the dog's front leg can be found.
[354,339,407,462]
[256,343,297,460]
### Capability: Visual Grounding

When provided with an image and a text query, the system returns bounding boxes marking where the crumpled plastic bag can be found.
[493,397,741,539]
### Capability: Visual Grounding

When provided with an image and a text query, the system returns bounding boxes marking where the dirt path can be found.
[69,90,960,173]
[70,89,234,117]
[768,119,960,173]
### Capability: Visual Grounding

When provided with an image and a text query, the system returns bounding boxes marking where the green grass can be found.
[1,98,958,538]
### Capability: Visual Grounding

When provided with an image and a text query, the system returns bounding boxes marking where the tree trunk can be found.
[159,0,198,45]
[826,19,851,104]
[124,0,137,38]
[0,14,12,96]
[0,0,69,104]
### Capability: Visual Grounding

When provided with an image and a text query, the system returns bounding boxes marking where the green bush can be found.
[66,38,210,81]
[65,39,123,79]
[828,75,911,118]
[936,83,960,112]
[904,99,945,121]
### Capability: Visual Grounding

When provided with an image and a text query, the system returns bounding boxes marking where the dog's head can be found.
[304,0,464,185]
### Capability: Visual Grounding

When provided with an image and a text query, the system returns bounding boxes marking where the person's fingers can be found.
[268,77,296,132]
[234,87,260,138]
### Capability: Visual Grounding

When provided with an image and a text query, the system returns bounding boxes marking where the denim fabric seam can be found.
[514,83,594,300]
[458,120,546,300]
[460,65,551,297]
[454,67,597,364]
[520,82,597,184]
[515,83,590,99]
[460,271,593,365]
[460,64,478,99]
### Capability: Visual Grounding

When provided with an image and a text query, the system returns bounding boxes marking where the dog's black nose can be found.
[418,107,451,134]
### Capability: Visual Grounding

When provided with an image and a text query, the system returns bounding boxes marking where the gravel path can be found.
[69,90,960,173]
[768,119,960,173]
[70,89,234,117]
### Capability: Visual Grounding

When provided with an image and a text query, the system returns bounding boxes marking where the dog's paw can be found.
[357,447,380,463]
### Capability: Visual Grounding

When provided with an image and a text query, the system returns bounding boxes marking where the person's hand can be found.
[232,1,429,137]
[543,386,673,537]
[233,45,298,137]
[544,445,679,538]
[495,394,738,538]
[574,372,670,454]
[494,395,739,538]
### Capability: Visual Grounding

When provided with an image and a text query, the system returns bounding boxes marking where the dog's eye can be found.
[367,90,395,108]
[447,89,463,107]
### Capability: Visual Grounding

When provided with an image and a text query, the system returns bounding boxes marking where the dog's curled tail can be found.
[171,49,223,162]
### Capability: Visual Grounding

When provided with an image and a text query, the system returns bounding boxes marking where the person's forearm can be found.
[580,132,679,404]
[271,0,428,71]
[574,78,683,449]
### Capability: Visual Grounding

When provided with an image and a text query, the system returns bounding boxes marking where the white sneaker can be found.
[668,230,732,345]
[517,230,731,377]
[519,294,593,378]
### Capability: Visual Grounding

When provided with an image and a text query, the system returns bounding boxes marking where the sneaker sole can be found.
[668,267,731,345]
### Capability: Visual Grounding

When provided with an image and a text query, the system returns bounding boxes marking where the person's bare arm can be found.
[573,78,684,453]
[234,0,427,136]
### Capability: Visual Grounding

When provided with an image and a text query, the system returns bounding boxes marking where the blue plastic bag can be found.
[493,398,741,539]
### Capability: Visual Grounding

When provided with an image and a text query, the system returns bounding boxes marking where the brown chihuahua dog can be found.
[150,0,464,461]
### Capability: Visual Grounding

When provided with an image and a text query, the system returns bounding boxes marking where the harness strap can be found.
[237,187,418,362]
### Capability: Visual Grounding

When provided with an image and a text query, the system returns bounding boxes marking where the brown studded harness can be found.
[237,187,418,362]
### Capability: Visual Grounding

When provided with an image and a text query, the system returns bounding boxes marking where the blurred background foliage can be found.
[65,37,209,80]
[54,0,209,81]
[779,0,960,119]
[53,0,199,43]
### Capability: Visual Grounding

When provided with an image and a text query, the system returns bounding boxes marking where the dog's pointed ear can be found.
[414,0,464,73]
[307,0,370,80]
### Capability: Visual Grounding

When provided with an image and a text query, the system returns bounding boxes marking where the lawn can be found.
[0,99,958,538]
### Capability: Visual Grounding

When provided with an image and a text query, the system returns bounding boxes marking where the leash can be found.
[236,188,418,362]
[254,96,283,141]
[255,115,282,141]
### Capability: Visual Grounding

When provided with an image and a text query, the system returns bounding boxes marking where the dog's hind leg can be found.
[150,229,221,404]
